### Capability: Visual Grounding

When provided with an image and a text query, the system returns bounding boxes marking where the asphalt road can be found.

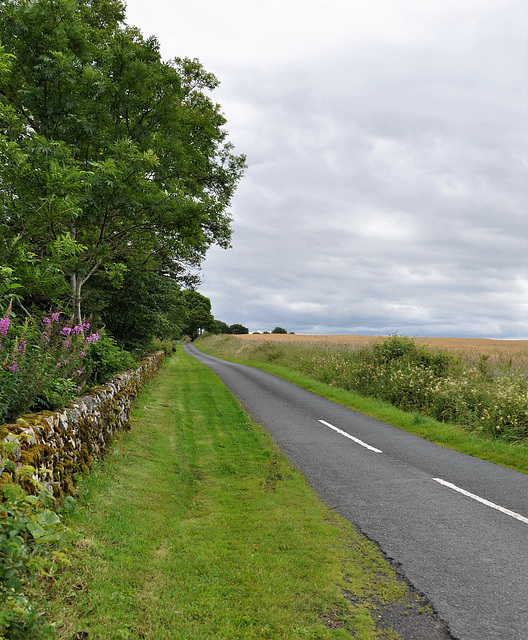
[183,344,528,640]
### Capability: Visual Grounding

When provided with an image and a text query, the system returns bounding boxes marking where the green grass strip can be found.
[195,344,528,476]
[50,348,420,639]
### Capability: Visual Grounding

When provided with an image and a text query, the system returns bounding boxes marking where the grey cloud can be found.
[124,0,528,338]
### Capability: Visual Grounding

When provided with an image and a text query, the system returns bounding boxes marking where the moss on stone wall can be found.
[0,351,164,497]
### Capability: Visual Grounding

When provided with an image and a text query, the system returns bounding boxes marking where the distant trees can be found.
[212,325,293,336]
[176,291,216,341]
[228,324,249,335]
[214,320,231,334]
[213,321,249,335]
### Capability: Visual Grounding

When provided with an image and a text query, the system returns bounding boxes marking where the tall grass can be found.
[198,334,528,443]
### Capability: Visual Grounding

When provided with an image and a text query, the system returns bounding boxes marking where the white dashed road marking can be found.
[433,478,528,525]
[317,419,527,525]
[318,420,383,453]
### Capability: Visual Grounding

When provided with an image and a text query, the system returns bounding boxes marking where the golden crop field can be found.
[237,333,528,364]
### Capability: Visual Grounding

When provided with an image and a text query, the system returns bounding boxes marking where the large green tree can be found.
[0,0,245,322]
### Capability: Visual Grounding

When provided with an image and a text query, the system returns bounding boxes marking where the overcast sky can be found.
[125,0,528,338]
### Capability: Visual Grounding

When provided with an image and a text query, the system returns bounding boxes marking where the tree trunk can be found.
[70,273,83,325]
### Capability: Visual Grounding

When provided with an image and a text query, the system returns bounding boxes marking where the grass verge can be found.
[195,341,528,476]
[47,348,437,639]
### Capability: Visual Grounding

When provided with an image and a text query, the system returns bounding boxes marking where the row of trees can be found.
[253,327,293,334]
[0,0,245,350]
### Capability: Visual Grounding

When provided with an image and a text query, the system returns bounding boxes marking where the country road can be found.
[183,344,528,640]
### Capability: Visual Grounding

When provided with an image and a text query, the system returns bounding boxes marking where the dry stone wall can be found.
[0,351,164,497]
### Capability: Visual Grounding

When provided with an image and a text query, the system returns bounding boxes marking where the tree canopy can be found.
[175,290,215,341]
[271,326,288,334]
[0,0,245,324]
[228,323,249,334]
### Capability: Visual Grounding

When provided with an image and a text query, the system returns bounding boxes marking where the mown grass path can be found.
[51,349,448,639]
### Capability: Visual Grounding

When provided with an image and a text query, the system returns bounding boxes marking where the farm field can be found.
[236,333,528,371]
[238,333,528,360]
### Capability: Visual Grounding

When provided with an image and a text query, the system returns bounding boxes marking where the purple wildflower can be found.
[60,327,72,337]
[73,325,83,335]
[80,351,87,357]
[51,311,61,322]
[85,332,99,344]
[82,322,90,331]
[0,317,10,335]
[63,339,71,349]
[42,317,51,325]
[7,360,17,372]
[19,340,26,352]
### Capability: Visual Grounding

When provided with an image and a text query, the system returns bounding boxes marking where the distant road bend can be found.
[183,344,528,640]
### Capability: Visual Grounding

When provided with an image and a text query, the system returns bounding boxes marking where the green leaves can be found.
[50,233,87,258]
[0,436,68,637]
[175,290,216,341]
[0,267,22,311]
[27,511,61,543]
[0,0,244,322]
